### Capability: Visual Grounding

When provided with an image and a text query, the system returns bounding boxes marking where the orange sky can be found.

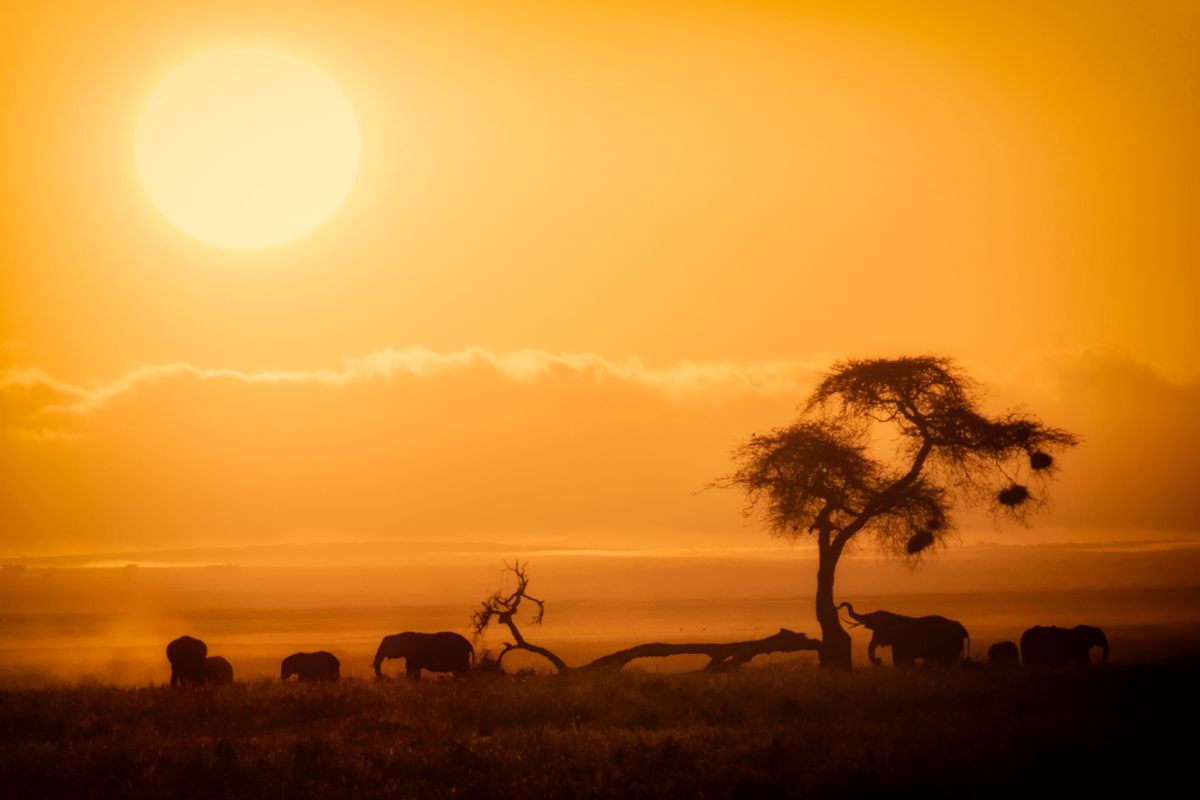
[2,1,1198,569]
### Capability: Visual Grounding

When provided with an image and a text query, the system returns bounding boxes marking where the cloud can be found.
[0,345,823,554]
[1,345,1196,555]
[1,346,822,425]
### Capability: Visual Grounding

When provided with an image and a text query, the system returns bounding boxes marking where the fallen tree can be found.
[584,628,819,672]
[470,562,820,674]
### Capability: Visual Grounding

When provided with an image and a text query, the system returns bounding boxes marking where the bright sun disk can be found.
[134,49,360,250]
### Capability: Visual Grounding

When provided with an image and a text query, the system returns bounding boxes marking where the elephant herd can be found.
[166,631,475,686]
[167,612,1106,683]
[165,635,235,686]
[837,602,1109,668]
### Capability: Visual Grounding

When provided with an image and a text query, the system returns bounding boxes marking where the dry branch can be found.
[471,561,570,674]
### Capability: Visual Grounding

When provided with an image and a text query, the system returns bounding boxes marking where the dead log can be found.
[583,628,819,672]
[471,563,820,675]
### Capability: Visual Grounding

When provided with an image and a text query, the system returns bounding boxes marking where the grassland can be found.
[0,660,1190,799]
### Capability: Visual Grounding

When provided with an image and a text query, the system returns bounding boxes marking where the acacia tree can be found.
[719,356,1078,669]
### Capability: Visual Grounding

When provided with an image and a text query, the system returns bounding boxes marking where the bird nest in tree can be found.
[906,529,935,554]
[1029,451,1054,471]
[997,484,1030,506]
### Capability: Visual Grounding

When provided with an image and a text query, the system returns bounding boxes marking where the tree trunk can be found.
[816,550,851,669]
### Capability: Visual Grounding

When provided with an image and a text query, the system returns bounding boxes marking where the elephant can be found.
[373,631,474,680]
[166,635,208,686]
[838,602,969,666]
[988,641,1020,667]
[281,651,340,682]
[1020,625,1108,666]
[203,655,234,684]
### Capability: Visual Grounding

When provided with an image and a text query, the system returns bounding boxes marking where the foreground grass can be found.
[0,661,1189,799]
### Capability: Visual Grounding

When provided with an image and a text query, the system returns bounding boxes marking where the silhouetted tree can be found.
[717,356,1078,668]
[471,561,570,673]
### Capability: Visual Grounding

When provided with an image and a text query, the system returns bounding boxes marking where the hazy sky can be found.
[2,1,1197,561]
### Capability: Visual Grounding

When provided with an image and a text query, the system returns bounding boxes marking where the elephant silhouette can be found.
[203,655,234,684]
[988,641,1020,666]
[1020,625,1108,666]
[281,651,340,682]
[373,631,474,680]
[166,635,208,686]
[839,602,969,666]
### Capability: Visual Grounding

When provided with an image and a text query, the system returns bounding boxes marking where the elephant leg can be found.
[868,639,883,667]
[406,663,422,681]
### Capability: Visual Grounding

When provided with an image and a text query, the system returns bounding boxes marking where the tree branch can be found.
[834,438,934,549]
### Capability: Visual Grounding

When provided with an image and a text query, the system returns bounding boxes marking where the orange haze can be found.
[1,1,1197,670]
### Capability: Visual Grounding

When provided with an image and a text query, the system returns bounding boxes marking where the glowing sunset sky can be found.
[1,1,1197,564]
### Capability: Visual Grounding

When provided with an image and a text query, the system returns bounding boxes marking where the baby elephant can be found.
[988,641,1020,667]
[281,651,341,682]
[165,635,233,685]
[204,656,234,685]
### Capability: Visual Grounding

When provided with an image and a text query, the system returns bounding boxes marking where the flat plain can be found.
[0,658,1191,799]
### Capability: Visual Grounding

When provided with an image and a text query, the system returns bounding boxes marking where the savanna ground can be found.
[0,659,1192,800]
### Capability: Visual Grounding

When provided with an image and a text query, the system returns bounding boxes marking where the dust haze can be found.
[4,541,1197,685]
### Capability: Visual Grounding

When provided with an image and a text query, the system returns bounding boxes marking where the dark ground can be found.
[0,660,1192,799]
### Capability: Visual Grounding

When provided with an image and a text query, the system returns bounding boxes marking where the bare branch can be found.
[470,561,569,674]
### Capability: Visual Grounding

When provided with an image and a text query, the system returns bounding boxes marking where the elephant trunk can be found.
[1099,635,1110,664]
[372,643,390,678]
[838,601,864,623]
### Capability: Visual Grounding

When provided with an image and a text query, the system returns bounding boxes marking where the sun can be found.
[134,50,360,250]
